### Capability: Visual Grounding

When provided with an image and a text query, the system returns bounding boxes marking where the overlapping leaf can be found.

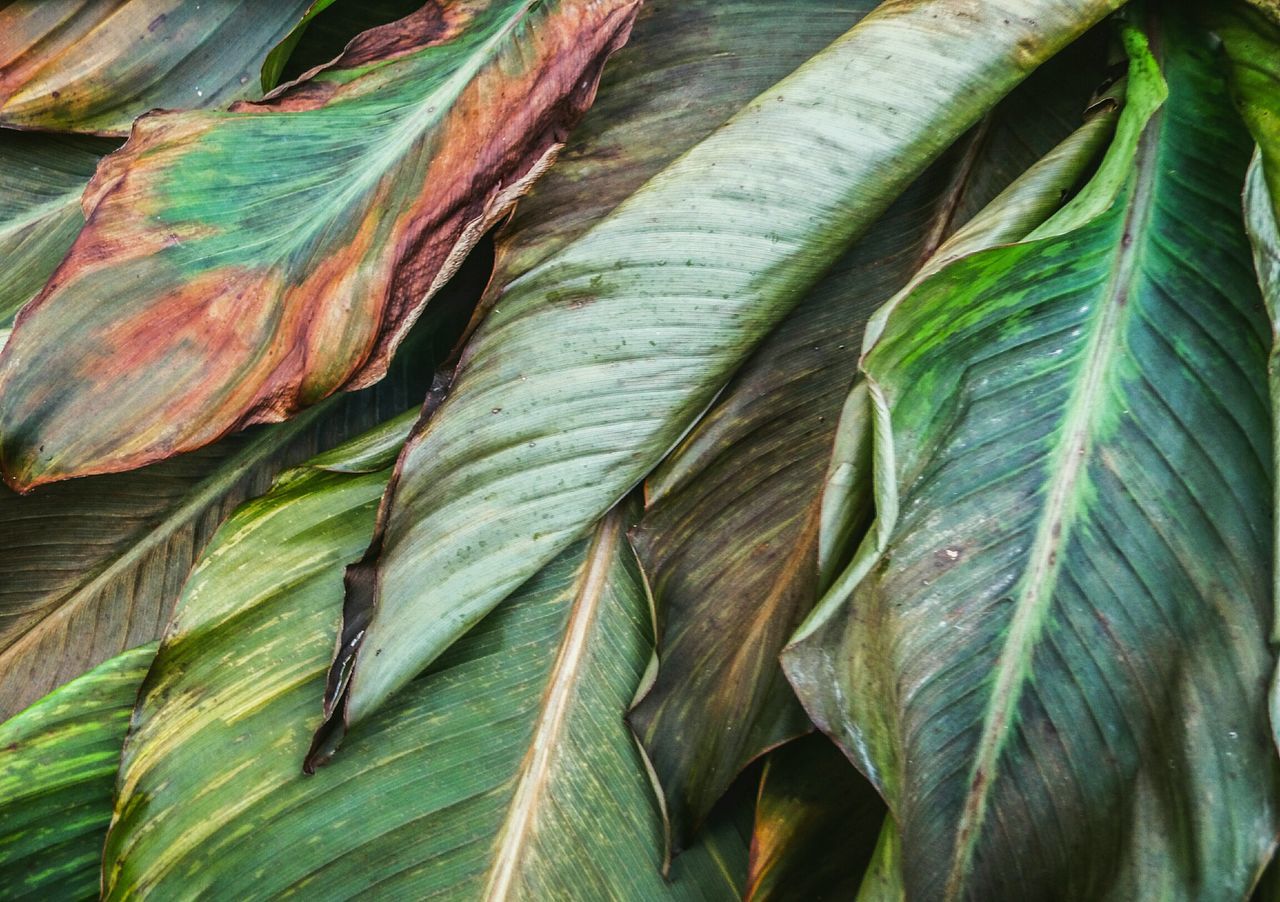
[0,241,482,718]
[0,0,320,135]
[103,421,747,900]
[746,735,885,902]
[1213,3,1280,221]
[315,0,1126,757]
[459,0,882,848]
[0,0,639,490]
[0,132,113,345]
[628,37,1116,849]
[0,643,154,900]
[784,20,1279,899]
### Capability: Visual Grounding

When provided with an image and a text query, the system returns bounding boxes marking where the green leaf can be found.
[316,0,1125,757]
[629,38,1117,849]
[1209,3,1280,221]
[104,425,747,899]
[0,0,317,135]
[0,132,115,344]
[266,0,424,88]
[0,643,155,901]
[784,19,1279,899]
[746,735,886,902]
[0,0,639,490]
[0,248,482,719]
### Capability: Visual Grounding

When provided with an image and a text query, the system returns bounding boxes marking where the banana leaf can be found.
[0,0,639,490]
[0,0,317,135]
[0,245,482,718]
[0,643,154,900]
[0,132,115,343]
[103,420,748,899]
[314,0,1125,760]
[629,36,1116,850]
[784,18,1279,899]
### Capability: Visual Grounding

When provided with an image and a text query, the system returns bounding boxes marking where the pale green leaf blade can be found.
[0,643,154,901]
[0,132,115,345]
[785,18,1279,898]
[103,428,746,899]
[320,0,1126,753]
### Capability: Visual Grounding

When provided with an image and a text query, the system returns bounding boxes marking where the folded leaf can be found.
[0,247,482,718]
[0,643,154,901]
[629,41,1116,850]
[784,20,1279,899]
[104,424,746,899]
[746,734,885,902]
[1212,3,1280,220]
[0,0,316,135]
[0,0,639,490]
[317,0,1126,756]
[0,132,114,345]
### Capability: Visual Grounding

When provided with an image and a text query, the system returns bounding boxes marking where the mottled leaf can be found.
[0,243,483,718]
[628,40,1117,849]
[0,131,114,346]
[0,0,316,135]
[746,734,885,902]
[315,0,1125,758]
[0,0,639,490]
[0,643,154,901]
[103,425,747,900]
[784,21,1279,899]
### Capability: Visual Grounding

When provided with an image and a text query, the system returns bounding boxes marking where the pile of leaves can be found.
[1,0,1279,898]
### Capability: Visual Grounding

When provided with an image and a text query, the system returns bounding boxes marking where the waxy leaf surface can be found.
[629,36,1115,848]
[784,21,1280,899]
[103,423,747,900]
[0,0,639,490]
[0,643,154,901]
[318,0,1125,754]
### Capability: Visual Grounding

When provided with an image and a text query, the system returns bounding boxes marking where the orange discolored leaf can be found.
[0,0,639,491]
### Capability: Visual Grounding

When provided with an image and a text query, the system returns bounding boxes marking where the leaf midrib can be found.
[482,508,622,900]
[941,108,1163,898]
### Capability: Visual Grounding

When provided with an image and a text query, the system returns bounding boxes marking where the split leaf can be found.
[104,423,746,899]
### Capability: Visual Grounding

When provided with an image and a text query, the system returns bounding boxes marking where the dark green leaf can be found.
[317,0,1125,758]
[0,643,154,901]
[785,19,1279,899]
